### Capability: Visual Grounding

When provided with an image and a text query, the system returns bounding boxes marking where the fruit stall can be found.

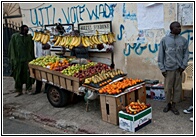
[29,21,151,132]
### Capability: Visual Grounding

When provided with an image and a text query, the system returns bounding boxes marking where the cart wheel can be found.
[47,85,68,107]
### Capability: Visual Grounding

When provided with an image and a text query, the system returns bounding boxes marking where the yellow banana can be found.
[84,36,92,47]
[82,36,88,47]
[74,36,81,47]
[129,106,137,112]
[105,34,109,44]
[94,35,102,44]
[69,36,77,46]
[107,33,112,44]
[54,36,62,46]
[63,36,68,47]
[40,34,46,44]
[100,34,106,44]
[89,36,96,45]
[42,34,50,45]
[59,36,66,46]
[64,36,73,48]
[64,36,70,47]
[32,31,38,40]
[35,32,42,42]
[72,36,81,47]
[137,99,141,105]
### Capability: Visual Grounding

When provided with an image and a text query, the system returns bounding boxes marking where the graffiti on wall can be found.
[29,3,117,27]
[122,29,193,61]
[26,3,193,63]
[122,3,137,21]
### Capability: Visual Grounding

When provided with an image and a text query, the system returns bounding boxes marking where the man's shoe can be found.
[15,92,23,97]
[190,117,193,122]
[183,106,193,114]
[171,102,180,115]
[163,103,171,112]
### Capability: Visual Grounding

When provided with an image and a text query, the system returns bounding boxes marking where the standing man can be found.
[158,21,189,115]
[8,25,35,97]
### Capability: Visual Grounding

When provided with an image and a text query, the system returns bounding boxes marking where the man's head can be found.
[20,25,29,35]
[55,23,65,35]
[170,21,181,35]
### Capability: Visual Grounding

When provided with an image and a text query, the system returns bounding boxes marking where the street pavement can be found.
[2,76,194,135]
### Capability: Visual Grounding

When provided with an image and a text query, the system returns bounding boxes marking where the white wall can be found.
[19,2,193,82]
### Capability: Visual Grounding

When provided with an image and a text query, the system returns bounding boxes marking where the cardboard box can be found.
[100,94,126,125]
[145,80,159,98]
[119,107,152,132]
[125,83,146,104]
[150,84,165,100]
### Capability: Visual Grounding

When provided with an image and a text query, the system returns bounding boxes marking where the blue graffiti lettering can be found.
[122,30,193,59]
[117,24,124,40]
[79,4,85,21]
[99,4,104,18]
[135,43,147,55]
[62,8,70,24]
[29,3,115,26]
[123,43,136,56]
[30,9,38,26]
[86,5,99,20]
[122,3,137,21]
[38,8,44,26]
[30,5,54,26]
[148,43,159,53]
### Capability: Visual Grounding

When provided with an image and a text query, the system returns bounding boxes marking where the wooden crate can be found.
[100,94,126,125]
[28,64,81,94]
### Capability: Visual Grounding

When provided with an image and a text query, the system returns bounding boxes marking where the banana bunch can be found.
[33,31,42,42]
[107,32,116,44]
[125,100,148,114]
[68,36,81,48]
[54,36,62,46]
[53,35,82,49]
[32,31,50,44]
[100,33,116,45]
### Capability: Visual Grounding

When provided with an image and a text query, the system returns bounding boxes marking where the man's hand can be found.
[178,68,184,74]
[162,71,167,77]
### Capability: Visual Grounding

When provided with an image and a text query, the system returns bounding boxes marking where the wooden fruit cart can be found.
[29,64,81,107]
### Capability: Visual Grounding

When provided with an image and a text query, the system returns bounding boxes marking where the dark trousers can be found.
[35,80,42,93]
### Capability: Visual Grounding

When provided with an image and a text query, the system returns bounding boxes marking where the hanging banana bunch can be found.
[107,32,116,44]
[32,31,38,41]
[34,32,43,42]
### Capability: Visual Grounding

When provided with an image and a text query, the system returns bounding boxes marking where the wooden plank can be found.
[100,95,107,122]
[73,81,80,94]
[53,75,60,86]
[34,70,41,81]
[41,71,47,80]
[47,73,53,84]
[66,79,72,91]
[60,77,67,89]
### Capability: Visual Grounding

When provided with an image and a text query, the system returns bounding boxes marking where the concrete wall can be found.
[19,2,193,82]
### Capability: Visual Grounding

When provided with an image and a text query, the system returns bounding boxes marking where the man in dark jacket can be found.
[158,21,189,115]
[8,25,35,97]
